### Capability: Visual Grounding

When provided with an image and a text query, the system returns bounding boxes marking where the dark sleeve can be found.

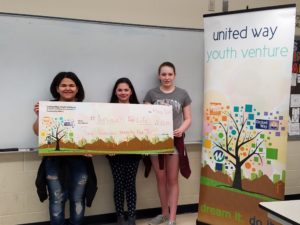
[85,158,98,207]
[143,156,152,178]
[35,158,48,202]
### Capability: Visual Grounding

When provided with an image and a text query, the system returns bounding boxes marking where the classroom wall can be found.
[0,0,222,29]
[0,146,200,225]
[0,1,299,225]
[229,0,300,36]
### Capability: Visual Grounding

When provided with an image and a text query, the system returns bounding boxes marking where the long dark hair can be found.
[50,71,85,102]
[110,77,139,104]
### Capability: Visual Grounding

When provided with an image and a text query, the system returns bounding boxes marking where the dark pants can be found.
[109,158,139,217]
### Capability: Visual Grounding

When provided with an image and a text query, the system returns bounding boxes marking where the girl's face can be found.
[57,78,78,101]
[159,66,175,88]
[115,82,132,103]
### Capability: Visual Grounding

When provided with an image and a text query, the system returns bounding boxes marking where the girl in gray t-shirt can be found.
[144,62,192,225]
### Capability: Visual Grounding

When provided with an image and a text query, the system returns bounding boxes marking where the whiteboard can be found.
[0,13,204,149]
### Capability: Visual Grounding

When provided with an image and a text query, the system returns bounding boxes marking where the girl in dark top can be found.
[33,72,97,225]
[107,77,141,225]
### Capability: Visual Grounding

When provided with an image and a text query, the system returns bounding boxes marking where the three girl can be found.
[33,62,191,225]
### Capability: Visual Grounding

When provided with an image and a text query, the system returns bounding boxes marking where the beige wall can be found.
[229,0,300,35]
[0,0,299,224]
[0,0,223,29]
[0,146,200,225]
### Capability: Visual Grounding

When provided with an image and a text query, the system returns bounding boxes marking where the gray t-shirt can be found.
[144,87,192,129]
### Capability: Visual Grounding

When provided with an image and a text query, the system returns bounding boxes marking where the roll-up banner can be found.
[198,5,296,225]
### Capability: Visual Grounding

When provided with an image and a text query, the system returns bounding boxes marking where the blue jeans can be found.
[45,156,88,225]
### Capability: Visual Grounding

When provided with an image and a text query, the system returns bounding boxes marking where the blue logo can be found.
[214,150,225,162]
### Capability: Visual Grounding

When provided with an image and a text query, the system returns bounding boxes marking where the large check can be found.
[38,101,174,155]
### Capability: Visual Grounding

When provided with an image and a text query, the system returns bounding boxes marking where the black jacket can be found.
[35,156,98,207]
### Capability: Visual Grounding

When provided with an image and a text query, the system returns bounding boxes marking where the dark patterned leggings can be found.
[109,159,140,217]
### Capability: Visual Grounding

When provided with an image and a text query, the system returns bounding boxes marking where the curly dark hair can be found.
[50,71,85,102]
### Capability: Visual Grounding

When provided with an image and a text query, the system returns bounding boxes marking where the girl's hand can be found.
[84,154,93,157]
[34,102,39,115]
[174,128,184,137]
[33,102,40,135]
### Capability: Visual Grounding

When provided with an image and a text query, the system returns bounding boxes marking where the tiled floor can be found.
[136,212,198,225]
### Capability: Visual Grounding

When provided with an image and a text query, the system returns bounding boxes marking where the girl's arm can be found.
[174,104,192,137]
[33,102,39,135]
